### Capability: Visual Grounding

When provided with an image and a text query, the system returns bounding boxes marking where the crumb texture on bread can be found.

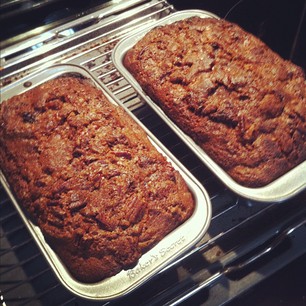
[124,17,306,187]
[0,76,195,282]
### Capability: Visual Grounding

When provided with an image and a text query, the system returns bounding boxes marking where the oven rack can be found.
[1,1,306,305]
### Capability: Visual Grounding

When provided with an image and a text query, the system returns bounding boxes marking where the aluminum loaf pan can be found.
[112,9,306,203]
[0,64,211,300]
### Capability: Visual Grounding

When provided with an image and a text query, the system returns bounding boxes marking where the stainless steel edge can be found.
[1,0,149,60]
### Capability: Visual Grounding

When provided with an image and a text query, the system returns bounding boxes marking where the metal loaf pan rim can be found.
[0,63,212,300]
[112,9,306,203]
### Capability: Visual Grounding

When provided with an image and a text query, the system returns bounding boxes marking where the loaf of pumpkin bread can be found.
[124,17,306,187]
[0,76,195,282]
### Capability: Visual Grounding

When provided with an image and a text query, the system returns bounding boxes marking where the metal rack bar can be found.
[1,1,305,305]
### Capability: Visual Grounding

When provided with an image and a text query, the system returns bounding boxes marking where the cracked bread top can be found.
[0,76,195,282]
[124,17,306,187]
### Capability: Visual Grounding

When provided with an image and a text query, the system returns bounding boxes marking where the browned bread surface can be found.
[0,76,195,282]
[124,17,306,187]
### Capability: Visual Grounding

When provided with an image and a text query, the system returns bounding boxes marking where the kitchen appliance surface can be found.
[1,0,306,305]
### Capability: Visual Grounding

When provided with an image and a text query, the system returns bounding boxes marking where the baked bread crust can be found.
[124,17,306,187]
[0,76,195,282]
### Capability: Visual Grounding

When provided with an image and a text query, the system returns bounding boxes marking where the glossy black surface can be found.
[0,0,112,42]
[172,0,306,70]
[229,253,306,306]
